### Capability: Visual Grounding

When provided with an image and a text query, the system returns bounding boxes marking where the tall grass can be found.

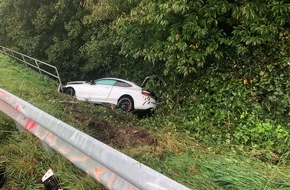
[1,133,104,189]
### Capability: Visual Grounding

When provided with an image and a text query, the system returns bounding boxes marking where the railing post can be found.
[55,68,63,87]
[21,54,28,67]
[35,60,42,74]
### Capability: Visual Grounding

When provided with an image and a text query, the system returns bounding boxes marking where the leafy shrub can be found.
[150,58,289,155]
[234,120,289,153]
[233,119,289,153]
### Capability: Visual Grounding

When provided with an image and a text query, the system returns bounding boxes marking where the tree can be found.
[35,0,87,80]
[80,0,161,82]
[0,0,43,52]
[0,0,87,81]
[112,0,290,77]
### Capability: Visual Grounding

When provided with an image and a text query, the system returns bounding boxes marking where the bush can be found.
[234,120,289,154]
[150,59,289,155]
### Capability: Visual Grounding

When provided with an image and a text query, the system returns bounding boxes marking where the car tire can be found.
[117,96,134,112]
[64,87,75,96]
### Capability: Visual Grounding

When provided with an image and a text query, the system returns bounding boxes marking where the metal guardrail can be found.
[0,88,191,190]
[0,45,62,86]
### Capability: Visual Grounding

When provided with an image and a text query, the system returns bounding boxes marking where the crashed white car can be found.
[61,77,157,112]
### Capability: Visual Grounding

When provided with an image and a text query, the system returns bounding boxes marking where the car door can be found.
[90,79,115,102]
[76,83,95,100]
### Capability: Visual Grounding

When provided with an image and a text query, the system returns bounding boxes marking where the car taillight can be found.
[141,91,151,97]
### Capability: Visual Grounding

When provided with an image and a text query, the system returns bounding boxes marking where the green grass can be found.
[0,53,290,190]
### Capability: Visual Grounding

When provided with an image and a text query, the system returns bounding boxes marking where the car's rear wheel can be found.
[64,87,75,96]
[117,96,134,112]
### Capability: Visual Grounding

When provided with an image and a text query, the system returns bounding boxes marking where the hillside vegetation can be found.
[0,0,290,189]
[0,55,290,189]
[0,0,289,151]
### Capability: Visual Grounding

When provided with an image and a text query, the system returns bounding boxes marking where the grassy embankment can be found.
[0,53,289,190]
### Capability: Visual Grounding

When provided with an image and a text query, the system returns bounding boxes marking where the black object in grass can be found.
[0,166,5,188]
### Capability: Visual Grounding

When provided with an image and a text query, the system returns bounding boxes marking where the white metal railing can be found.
[0,45,62,86]
[0,88,191,190]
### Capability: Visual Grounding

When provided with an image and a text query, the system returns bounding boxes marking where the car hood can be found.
[66,81,88,85]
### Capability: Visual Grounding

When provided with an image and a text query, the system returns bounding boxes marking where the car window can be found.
[95,79,116,86]
[114,81,132,87]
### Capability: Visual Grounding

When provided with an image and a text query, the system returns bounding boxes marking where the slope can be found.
[0,53,290,189]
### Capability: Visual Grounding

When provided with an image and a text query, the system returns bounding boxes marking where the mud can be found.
[68,103,157,149]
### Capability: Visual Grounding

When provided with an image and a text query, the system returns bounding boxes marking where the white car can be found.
[61,77,157,112]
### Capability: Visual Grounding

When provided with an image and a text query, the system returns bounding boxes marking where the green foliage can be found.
[0,0,87,81]
[234,121,289,153]
[112,0,289,77]
[142,58,289,156]
[0,0,40,48]
[80,0,151,82]
[1,0,288,83]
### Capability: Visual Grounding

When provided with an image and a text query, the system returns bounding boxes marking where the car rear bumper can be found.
[134,98,157,111]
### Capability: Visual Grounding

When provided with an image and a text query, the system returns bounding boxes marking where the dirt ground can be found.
[68,103,158,149]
